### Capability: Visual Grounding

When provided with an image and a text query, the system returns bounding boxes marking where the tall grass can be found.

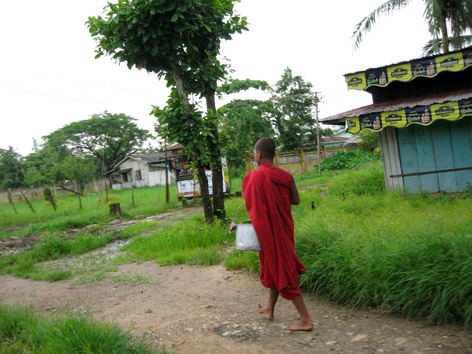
[0,304,162,353]
[295,162,472,325]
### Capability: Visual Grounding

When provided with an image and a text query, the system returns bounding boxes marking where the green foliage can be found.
[358,130,380,152]
[0,146,25,190]
[272,67,319,151]
[220,99,276,167]
[352,0,472,54]
[217,78,271,95]
[327,161,385,196]
[44,111,149,175]
[0,304,159,354]
[88,0,247,94]
[321,150,381,171]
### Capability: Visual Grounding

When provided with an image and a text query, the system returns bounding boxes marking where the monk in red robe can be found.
[242,137,313,331]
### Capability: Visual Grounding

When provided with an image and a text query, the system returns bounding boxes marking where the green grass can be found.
[0,304,165,353]
[121,214,232,266]
[0,185,180,239]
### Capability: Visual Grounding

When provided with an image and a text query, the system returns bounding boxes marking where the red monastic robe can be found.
[242,163,306,300]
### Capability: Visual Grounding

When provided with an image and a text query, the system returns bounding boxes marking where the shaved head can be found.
[255,137,276,159]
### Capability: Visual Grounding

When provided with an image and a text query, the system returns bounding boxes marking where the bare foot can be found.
[286,318,313,331]
[256,304,274,320]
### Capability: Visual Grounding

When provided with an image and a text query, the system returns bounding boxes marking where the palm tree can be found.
[352,0,472,55]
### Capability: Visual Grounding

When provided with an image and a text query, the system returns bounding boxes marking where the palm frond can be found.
[352,0,412,50]
[422,34,472,56]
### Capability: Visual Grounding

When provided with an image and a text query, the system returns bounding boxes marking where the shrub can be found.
[321,150,381,171]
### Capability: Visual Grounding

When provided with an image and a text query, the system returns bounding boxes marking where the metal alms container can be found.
[235,224,261,251]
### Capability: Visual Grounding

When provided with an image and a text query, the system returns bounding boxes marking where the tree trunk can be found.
[440,12,449,53]
[195,158,214,223]
[205,92,226,221]
[170,68,214,223]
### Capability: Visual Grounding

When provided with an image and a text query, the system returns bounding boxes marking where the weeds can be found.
[0,304,163,353]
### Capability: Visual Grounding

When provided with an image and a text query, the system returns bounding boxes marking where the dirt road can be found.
[1,261,471,353]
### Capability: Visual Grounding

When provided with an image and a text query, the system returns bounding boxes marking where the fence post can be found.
[300,149,306,174]
[245,152,253,174]
[322,145,327,160]
[275,151,280,167]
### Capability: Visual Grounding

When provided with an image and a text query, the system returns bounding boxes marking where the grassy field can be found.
[1,161,472,328]
[0,184,181,239]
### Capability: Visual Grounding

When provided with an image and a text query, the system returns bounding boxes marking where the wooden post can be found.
[322,145,327,160]
[245,152,253,173]
[109,203,121,217]
[275,151,280,167]
[300,149,306,174]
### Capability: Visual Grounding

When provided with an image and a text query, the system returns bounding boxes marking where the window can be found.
[122,173,128,182]
[135,170,142,180]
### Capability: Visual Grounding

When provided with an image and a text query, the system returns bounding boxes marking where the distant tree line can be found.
[0,112,150,191]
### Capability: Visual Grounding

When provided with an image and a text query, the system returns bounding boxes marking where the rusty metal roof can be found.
[321,89,472,124]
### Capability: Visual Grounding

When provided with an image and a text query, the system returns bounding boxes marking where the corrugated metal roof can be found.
[321,89,472,123]
[344,45,472,77]
[132,153,166,164]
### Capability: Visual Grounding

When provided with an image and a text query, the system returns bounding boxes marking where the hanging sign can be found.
[345,97,472,133]
[345,48,472,90]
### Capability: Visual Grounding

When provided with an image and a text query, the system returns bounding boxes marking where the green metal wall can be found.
[397,117,472,193]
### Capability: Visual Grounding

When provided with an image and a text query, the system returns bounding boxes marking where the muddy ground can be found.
[0,209,471,353]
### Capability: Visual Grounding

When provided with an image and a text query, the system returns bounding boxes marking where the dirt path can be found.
[1,261,471,354]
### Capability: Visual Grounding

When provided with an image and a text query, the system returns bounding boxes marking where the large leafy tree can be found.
[220,99,276,167]
[88,0,247,222]
[218,78,275,168]
[271,68,318,151]
[353,0,472,55]
[0,147,25,190]
[45,112,150,176]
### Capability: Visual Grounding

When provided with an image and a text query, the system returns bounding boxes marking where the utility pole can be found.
[314,92,322,175]
[164,138,169,203]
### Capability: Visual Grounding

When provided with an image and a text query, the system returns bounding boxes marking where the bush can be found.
[327,161,385,196]
[321,150,381,171]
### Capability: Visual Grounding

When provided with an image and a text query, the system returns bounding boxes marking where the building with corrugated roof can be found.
[322,46,472,193]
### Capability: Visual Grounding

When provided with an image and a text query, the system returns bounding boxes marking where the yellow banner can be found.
[345,98,472,133]
[387,63,412,83]
[436,52,464,74]
[345,48,472,91]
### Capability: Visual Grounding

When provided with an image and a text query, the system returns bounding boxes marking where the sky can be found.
[0,0,432,156]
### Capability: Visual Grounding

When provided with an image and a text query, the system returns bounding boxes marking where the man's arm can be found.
[290,177,300,205]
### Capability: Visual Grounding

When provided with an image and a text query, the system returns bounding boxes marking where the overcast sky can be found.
[0,0,432,156]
